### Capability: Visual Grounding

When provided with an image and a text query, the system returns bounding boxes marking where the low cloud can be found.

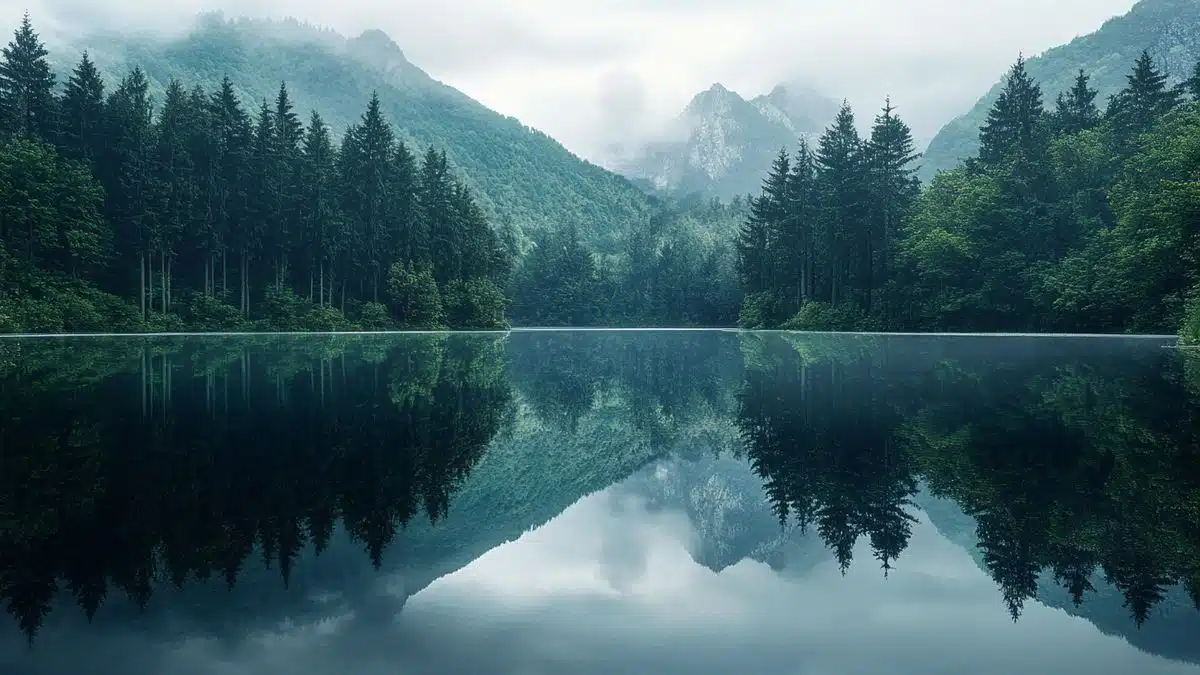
[7,0,1141,164]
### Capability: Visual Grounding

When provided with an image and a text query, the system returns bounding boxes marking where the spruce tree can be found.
[814,101,866,306]
[101,67,155,317]
[298,110,341,306]
[339,92,395,301]
[864,99,919,312]
[58,51,106,164]
[979,56,1044,164]
[270,82,302,285]
[1051,70,1099,136]
[1108,51,1181,135]
[150,80,197,313]
[0,14,55,140]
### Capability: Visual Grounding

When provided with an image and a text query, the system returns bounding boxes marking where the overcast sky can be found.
[8,0,1140,164]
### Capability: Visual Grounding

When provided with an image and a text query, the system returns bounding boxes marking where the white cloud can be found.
[0,0,1148,171]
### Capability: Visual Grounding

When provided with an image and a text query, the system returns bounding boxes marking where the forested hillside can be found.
[0,14,746,332]
[921,0,1200,180]
[736,51,1200,339]
[73,13,656,252]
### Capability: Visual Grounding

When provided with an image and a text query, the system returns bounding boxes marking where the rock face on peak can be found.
[617,81,838,199]
[921,0,1200,180]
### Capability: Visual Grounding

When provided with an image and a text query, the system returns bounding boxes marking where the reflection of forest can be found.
[0,332,743,641]
[2,332,1198,649]
[0,335,513,640]
[736,334,1200,636]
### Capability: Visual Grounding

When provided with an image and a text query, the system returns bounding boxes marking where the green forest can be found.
[737,52,1200,341]
[3,11,1200,336]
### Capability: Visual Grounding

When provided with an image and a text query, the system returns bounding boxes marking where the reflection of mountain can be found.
[732,333,1200,666]
[5,329,1200,670]
[917,487,1200,666]
[0,330,743,642]
[621,454,805,573]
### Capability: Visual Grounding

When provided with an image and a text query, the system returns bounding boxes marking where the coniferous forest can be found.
[4,10,1200,336]
[737,52,1200,341]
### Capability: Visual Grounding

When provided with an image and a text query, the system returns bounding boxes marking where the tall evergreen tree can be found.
[1051,70,1100,136]
[101,67,155,318]
[979,56,1045,164]
[814,101,866,306]
[150,80,198,314]
[0,13,55,140]
[204,77,252,301]
[864,99,920,314]
[339,92,395,301]
[298,110,341,306]
[1107,50,1181,136]
[58,51,105,164]
[269,81,302,285]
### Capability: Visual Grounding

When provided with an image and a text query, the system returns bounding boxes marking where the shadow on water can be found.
[1,331,1199,665]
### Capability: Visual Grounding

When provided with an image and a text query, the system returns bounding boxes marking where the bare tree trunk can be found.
[160,251,167,316]
[139,252,146,320]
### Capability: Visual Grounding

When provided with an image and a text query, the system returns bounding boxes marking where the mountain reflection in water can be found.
[0,331,1197,674]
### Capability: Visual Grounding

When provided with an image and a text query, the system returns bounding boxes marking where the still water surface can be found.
[1,331,1198,674]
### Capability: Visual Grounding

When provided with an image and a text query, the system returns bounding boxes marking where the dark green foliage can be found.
[386,261,445,329]
[0,13,55,140]
[979,56,1045,164]
[0,16,535,333]
[736,100,918,327]
[737,51,1200,338]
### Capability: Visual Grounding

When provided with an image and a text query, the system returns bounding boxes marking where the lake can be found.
[1,330,1198,675]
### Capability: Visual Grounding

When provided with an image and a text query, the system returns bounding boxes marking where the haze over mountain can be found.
[922,0,1200,180]
[615,81,840,199]
[20,0,1140,171]
[60,13,658,251]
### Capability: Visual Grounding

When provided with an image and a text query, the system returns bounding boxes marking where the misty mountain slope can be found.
[619,82,838,199]
[921,0,1200,180]
[66,14,655,252]
[915,487,1200,666]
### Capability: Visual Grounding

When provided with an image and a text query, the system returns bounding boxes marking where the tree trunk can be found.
[319,262,325,308]
[160,251,167,316]
[139,252,146,320]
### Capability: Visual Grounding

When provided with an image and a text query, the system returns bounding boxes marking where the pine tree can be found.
[814,101,866,306]
[418,146,456,285]
[0,14,56,140]
[270,82,302,286]
[864,99,920,314]
[101,67,155,318]
[298,110,341,306]
[391,140,424,264]
[150,80,197,314]
[58,51,106,164]
[1108,51,1181,136]
[242,99,276,314]
[339,92,395,301]
[781,140,818,310]
[1051,70,1099,136]
[205,77,252,302]
[979,56,1045,164]
[737,149,789,298]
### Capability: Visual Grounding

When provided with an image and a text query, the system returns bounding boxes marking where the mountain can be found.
[618,82,839,199]
[921,0,1200,180]
[64,13,656,253]
[917,486,1200,666]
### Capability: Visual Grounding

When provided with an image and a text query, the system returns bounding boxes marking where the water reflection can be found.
[1,331,1199,673]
